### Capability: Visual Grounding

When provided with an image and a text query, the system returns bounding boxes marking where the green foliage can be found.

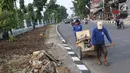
[19,0,24,9]
[0,0,17,32]
[28,3,33,12]
[60,6,68,19]
[19,0,27,13]
[73,0,91,18]
[27,3,35,22]
[15,9,24,29]
[18,0,27,28]
[44,0,68,23]
[0,0,16,11]
[9,35,15,42]
[36,10,42,20]
[33,0,47,11]
[0,10,17,31]
[33,0,47,20]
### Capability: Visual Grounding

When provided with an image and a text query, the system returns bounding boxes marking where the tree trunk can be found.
[2,31,9,40]
[33,19,37,29]
[9,29,13,35]
[33,22,36,29]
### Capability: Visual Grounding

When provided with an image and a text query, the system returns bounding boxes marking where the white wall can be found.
[0,23,45,39]
[126,0,130,14]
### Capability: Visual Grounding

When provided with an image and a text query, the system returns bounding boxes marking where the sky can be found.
[56,0,73,16]
[17,0,74,16]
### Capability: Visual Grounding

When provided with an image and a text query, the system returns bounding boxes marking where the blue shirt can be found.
[91,27,112,45]
[73,24,82,36]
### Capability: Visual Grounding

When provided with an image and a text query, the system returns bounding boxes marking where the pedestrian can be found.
[73,20,82,41]
[71,22,75,26]
[119,18,125,29]
[115,16,120,29]
[114,17,117,26]
[91,21,115,66]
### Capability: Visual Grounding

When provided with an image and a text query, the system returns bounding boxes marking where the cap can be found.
[97,21,103,29]
[75,20,80,23]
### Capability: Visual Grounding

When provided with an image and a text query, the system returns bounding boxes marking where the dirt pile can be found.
[29,50,70,73]
[0,44,70,73]
[29,50,59,73]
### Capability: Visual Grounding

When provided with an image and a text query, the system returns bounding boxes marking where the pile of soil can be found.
[0,26,51,73]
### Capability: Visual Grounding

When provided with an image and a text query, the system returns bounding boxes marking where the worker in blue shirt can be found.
[91,21,115,66]
[73,20,82,40]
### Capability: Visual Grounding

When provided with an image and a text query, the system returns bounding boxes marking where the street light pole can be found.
[102,0,105,20]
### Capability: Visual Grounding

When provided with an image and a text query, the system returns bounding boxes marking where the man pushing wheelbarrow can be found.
[91,21,115,66]
[73,20,82,41]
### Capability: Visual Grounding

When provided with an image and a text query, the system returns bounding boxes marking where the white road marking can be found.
[65,47,71,50]
[115,38,130,43]
[71,57,80,61]
[115,38,120,39]
[77,65,88,70]
[124,40,130,42]
[68,52,75,54]
[62,39,66,42]
[63,44,68,46]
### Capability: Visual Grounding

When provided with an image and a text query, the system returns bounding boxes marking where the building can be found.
[90,0,104,19]
[126,0,130,14]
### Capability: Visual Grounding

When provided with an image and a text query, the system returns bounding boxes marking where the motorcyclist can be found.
[119,18,125,29]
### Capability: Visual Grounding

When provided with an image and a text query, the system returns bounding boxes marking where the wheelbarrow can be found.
[76,30,95,60]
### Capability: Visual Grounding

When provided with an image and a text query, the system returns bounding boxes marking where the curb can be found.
[105,21,130,25]
[56,23,90,73]
[104,21,116,24]
[56,24,66,44]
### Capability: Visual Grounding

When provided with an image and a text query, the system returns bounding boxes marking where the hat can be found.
[75,20,80,23]
[97,21,103,29]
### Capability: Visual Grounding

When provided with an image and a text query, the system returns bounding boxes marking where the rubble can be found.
[29,50,69,73]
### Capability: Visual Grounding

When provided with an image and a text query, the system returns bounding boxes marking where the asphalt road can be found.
[58,21,130,73]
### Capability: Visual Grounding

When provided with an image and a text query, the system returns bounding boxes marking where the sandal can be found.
[98,61,102,65]
[104,61,109,66]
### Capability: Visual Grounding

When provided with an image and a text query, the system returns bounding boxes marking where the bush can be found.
[9,35,15,42]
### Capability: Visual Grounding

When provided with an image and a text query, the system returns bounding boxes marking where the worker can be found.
[91,21,115,66]
[73,20,82,41]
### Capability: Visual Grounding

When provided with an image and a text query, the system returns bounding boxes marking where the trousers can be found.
[94,44,107,57]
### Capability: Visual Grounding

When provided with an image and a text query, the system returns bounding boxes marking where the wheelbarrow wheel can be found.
[77,46,83,60]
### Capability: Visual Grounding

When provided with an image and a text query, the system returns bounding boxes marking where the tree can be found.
[60,6,68,19]
[43,0,68,23]
[33,0,47,21]
[16,9,24,29]
[27,3,36,29]
[0,0,17,39]
[72,1,79,16]
[0,10,16,31]
[19,0,26,13]
[72,0,90,18]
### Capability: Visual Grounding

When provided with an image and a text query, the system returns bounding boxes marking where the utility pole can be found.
[102,0,105,20]
[104,0,111,20]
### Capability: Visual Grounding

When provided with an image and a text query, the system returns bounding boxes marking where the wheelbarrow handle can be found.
[105,44,115,47]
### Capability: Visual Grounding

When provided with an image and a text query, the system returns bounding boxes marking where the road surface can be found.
[58,21,130,73]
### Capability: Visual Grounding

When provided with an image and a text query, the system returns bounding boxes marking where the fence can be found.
[0,24,45,39]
